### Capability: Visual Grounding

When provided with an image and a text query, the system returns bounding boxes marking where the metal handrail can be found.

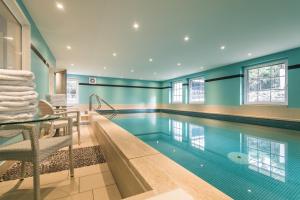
[89,93,117,115]
[89,93,101,111]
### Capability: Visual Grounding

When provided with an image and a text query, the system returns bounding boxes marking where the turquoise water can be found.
[112,113,300,200]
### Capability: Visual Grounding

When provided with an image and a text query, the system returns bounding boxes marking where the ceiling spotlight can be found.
[103,66,107,70]
[220,45,226,50]
[184,35,190,42]
[149,58,153,62]
[66,45,72,50]
[56,2,64,10]
[112,52,117,57]
[177,62,182,66]
[3,36,14,41]
[248,53,252,57]
[70,64,74,66]
[133,22,140,30]
[130,69,134,73]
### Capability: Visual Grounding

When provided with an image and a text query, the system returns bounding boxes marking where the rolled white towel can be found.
[0,104,37,113]
[0,80,35,87]
[0,91,37,97]
[0,69,34,78]
[0,74,34,81]
[0,113,35,121]
[0,101,32,107]
[0,94,38,101]
[0,85,35,92]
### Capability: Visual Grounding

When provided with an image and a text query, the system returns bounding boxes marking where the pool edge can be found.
[89,111,232,200]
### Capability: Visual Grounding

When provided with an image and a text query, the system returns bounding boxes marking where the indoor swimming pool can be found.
[112,113,300,200]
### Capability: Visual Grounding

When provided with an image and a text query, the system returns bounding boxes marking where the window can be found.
[172,120,183,142]
[189,124,205,151]
[67,78,79,105]
[172,81,183,103]
[0,0,22,69]
[189,78,205,103]
[246,136,286,182]
[244,61,288,105]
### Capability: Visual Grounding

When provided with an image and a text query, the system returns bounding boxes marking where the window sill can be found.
[188,102,205,105]
[242,104,288,107]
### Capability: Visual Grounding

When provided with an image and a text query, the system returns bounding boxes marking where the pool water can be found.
[112,113,300,200]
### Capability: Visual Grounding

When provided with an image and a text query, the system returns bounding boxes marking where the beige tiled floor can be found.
[0,125,122,200]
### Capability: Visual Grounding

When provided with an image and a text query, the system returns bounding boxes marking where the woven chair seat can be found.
[0,135,72,162]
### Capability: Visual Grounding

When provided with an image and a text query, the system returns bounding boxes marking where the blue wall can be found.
[162,47,300,108]
[67,74,162,105]
[17,0,56,99]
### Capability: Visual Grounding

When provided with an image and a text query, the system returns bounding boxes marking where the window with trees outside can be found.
[244,61,287,105]
[172,81,183,103]
[189,78,205,103]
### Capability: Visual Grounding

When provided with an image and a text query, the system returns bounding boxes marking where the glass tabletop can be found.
[0,115,59,126]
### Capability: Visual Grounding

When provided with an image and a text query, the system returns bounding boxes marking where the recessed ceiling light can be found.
[184,35,190,42]
[70,64,74,66]
[56,2,64,10]
[3,36,13,41]
[112,52,117,57]
[103,66,107,70]
[153,72,157,75]
[130,69,134,73]
[220,45,226,50]
[177,62,182,66]
[133,22,140,30]
[149,58,153,62]
[248,53,252,57]
[66,45,72,50]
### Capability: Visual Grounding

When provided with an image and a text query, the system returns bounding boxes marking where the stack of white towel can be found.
[0,69,38,121]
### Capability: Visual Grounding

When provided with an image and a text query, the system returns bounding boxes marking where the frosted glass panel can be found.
[0,1,22,69]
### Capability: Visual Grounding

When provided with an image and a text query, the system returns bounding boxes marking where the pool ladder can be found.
[89,93,118,119]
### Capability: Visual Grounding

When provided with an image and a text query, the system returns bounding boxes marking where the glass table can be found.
[0,115,59,126]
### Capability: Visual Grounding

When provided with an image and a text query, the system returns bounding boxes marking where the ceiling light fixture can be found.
[70,64,74,66]
[66,45,72,50]
[130,69,134,73]
[3,36,14,41]
[103,66,107,70]
[184,35,190,42]
[56,2,64,10]
[177,62,182,66]
[149,58,153,62]
[112,52,117,57]
[248,53,252,57]
[220,45,226,50]
[153,72,157,75]
[133,22,140,30]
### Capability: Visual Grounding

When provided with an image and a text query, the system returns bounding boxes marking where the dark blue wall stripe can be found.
[288,64,300,70]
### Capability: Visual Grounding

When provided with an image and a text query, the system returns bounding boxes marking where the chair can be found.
[0,118,74,200]
[38,100,81,144]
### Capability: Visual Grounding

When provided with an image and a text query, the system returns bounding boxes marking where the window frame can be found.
[189,77,205,104]
[172,81,183,104]
[244,60,288,105]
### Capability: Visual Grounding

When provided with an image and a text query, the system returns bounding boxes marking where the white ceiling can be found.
[23,0,300,81]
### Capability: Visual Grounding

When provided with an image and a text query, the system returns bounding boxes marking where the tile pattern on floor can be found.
[0,125,122,200]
